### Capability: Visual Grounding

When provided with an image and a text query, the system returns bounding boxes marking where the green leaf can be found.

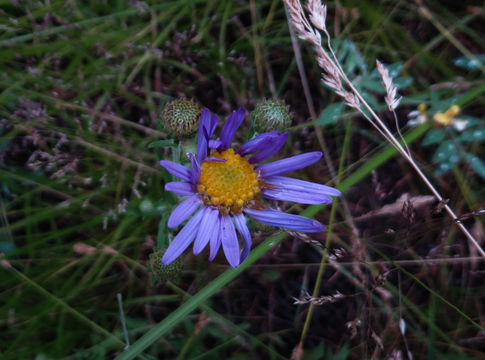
[464,153,485,179]
[432,141,460,175]
[422,129,446,146]
[341,41,360,75]
[334,39,367,75]
[148,139,176,148]
[434,161,455,175]
[459,127,485,142]
[358,79,386,93]
[385,62,404,78]
[453,54,485,70]
[317,102,345,126]
[432,141,459,165]
[394,76,413,89]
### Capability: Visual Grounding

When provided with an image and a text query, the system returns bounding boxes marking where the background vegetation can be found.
[1,0,484,359]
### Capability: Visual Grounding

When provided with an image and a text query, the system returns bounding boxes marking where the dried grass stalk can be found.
[283,0,485,257]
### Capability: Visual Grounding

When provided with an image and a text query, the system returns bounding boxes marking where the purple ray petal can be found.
[261,176,340,204]
[261,188,332,204]
[162,208,204,265]
[187,153,200,183]
[193,207,219,255]
[201,126,210,147]
[218,108,246,151]
[209,113,219,136]
[165,182,196,196]
[209,139,222,149]
[244,207,324,233]
[221,214,240,267]
[197,108,212,163]
[234,213,251,263]
[237,131,281,156]
[205,156,226,162]
[264,176,341,196]
[196,111,220,162]
[209,215,223,261]
[249,132,289,164]
[256,152,322,177]
[167,194,201,228]
[160,160,193,182]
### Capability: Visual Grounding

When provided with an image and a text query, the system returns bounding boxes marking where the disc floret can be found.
[197,149,260,211]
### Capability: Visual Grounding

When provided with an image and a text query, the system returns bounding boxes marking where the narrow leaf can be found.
[465,153,485,179]
[148,139,176,149]
[422,129,446,146]
[317,102,345,126]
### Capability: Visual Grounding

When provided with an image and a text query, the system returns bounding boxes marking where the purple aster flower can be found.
[160,107,341,267]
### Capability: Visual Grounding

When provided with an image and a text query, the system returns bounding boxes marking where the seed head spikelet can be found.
[376,60,402,112]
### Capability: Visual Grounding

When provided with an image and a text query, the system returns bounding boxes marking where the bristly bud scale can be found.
[161,98,201,137]
[250,99,293,133]
[148,249,183,283]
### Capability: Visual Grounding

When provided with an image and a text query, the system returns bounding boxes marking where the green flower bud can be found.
[250,99,293,133]
[161,98,201,137]
[148,249,183,283]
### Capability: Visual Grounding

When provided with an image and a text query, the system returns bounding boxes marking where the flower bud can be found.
[250,99,293,133]
[148,249,183,282]
[161,98,201,137]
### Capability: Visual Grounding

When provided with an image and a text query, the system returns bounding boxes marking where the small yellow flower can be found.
[432,105,468,131]
[432,113,452,127]
[408,104,468,131]
[407,103,428,126]
[417,103,427,113]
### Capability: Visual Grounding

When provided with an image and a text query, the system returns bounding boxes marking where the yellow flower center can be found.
[417,103,427,114]
[432,113,452,127]
[432,105,460,128]
[446,105,460,117]
[197,148,260,211]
